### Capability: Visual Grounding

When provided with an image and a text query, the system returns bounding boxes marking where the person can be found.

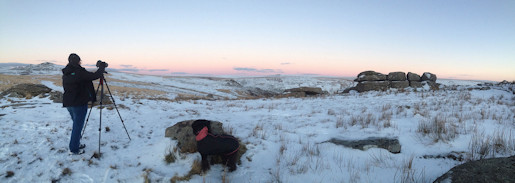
[62,53,106,155]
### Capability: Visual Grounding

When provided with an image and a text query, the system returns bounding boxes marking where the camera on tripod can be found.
[96,60,108,68]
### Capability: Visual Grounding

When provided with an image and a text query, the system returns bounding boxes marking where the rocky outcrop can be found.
[434,156,515,183]
[1,83,52,98]
[325,137,401,154]
[284,87,325,96]
[344,71,439,93]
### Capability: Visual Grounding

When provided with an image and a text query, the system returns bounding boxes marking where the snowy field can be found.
[0,65,514,182]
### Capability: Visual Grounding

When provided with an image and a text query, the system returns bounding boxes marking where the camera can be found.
[96,60,108,68]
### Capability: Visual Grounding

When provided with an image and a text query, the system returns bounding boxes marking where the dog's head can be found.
[192,119,211,135]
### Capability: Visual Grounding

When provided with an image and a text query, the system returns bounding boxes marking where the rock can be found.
[355,71,387,82]
[49,91,63,103]
[354,81,390,92]
[246,87,279,98]
[225,79,242,87]
[434,156,515,183]
[342,87,355,94]
[326,137,401,154]
[281,92,306,98]
[423,81,440,90]
[1,83,52,98]
[387,72,406,81]
[164,120,247,165]
[390,81,409,88]
[410,81,423,88]
[421,72,437,82]
[165,120,224,153]
[407,72,421,81]
[284,87,324,96]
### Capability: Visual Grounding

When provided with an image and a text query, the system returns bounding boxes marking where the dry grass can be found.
[0,74,167,99]
[417,115,458,143]
[0,74,59,91]
[170,159,203,183]
[394,155,425,183]
[164,146,178,164]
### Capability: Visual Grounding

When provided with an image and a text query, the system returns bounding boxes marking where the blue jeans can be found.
[67,105,88,153]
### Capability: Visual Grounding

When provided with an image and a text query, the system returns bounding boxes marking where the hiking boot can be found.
[69,149,85,155]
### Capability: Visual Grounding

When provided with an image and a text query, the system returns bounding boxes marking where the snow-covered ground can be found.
[0,65,514,182]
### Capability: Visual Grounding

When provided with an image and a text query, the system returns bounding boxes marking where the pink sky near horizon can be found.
[1,1,514,82]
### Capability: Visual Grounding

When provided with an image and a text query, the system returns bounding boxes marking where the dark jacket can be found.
[62,63,105,107]
[197,132,240,156]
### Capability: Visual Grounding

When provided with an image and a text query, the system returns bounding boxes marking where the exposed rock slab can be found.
[325,137,401,154]
[434,156,515,183]
[1,83,51,98]
[284,87,324,96]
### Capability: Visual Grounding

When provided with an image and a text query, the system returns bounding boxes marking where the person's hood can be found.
[62,63,82,75]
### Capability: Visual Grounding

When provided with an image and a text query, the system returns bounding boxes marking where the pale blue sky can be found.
[1,0,514,81]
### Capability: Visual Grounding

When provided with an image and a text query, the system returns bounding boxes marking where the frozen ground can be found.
[0,65,514,183]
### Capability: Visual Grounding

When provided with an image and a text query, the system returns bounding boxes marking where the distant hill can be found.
[0,62,63,75]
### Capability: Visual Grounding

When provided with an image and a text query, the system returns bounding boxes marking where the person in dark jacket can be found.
[62,53,106,155]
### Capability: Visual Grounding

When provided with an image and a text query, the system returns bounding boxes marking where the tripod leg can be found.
[98,78,104,158]
[103,78,131,141]
[81,81,101,139]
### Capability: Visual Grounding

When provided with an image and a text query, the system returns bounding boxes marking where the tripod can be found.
[81,76,131,158]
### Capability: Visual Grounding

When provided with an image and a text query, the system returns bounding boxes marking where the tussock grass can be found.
[417,115,458,142]
[170,159,202,183]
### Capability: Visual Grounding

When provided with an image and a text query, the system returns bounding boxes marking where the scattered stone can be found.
[388,72,406,81]
[325,137,401,154]
[422,151,466,161]
[5,171,14,178]
[434,156,515,183]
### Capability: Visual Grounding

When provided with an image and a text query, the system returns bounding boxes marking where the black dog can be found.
[191,119,240,172]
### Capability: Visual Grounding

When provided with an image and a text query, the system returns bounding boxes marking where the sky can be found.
[0,0,514,81]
